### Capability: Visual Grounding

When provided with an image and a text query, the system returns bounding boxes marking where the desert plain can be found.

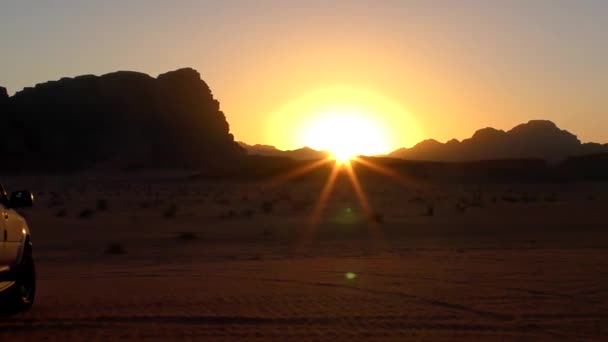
[0,170,606,341]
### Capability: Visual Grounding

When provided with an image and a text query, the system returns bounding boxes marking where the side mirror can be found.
[9,191,34,208]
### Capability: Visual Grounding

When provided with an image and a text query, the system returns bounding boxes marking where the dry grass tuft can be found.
[425,203,435,216]
[163,204,177,218]
[370,212,384,223]
[96,199,109,211]
[79,208,94,219]
[261,200,274,214]
[177,232,198,241]
[104,243,126,255]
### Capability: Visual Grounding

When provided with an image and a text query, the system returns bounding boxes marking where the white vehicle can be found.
[0,185,35,313]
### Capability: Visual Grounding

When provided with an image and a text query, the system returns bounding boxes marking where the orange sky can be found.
[1,1,607,152]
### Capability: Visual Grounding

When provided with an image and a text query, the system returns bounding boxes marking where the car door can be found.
[3,207,24,267]
[0,203,9,269]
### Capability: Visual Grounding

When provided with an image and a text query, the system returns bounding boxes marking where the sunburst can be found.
[266,155,415,253]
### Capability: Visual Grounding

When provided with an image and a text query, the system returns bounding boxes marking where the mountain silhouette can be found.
[0,68,243,170]
[2,68,607,174]
[238,142,330,160]
[389,120,608,162]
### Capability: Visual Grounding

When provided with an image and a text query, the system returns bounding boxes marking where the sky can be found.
[1,0,607,151]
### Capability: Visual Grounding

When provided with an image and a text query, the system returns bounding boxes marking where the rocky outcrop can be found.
[2,68,243,169]
[0,87,7,101]
[390,120,607,162]
[238,142,329,160]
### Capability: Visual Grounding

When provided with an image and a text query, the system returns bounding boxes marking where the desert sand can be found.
[1,171,606,341]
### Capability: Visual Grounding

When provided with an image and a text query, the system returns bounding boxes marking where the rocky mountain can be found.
[0,68,243,170]
[238,142,329,160]
[389,120,608,162]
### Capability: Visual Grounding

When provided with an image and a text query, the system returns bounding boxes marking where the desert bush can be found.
[104,243,126,255]
[79,208,94,219]
[164,204,177,218]
[261,200,274,214]
[96,199,108,211]
[425,204,435,216]
[292,200,312,212]
[177,232,198,241]
[47,194,64,208]
[455,202,467,213]
[370,212,384,223]
[219,209,237,219]
[520,193,537,203]
[502,195,519,203]
[215,198,232,206]
[470,189,484,207]
[55,208,67,217]
[261,228,273,238]
[544,193,558,202]
[408,196,425,204]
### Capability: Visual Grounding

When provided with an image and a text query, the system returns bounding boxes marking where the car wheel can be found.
[2,245,36,313]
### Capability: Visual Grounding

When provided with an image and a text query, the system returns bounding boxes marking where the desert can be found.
[1,170,606,340]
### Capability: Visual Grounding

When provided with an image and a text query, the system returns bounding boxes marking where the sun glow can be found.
[266,92,422,255]
[268,87,421,158]
[300,109,389,163]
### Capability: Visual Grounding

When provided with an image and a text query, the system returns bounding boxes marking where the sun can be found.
[268,86,421,158]
[299,109,389,163]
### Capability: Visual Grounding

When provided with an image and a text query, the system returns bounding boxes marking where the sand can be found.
[0,173,606,340]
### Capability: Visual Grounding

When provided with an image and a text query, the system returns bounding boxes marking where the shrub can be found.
[455,202,466,213]
[521,193,537,203]
[370,212,384,223]
[220,209,237,219]
[241,209,254,218]
[56,208,67,217]
[544,193,558,202]
[261,201,274,214]
[177,232,198,241]
[79,208,94,219]
[262,228,273,238]
[104,243,126,255]
[409,196,425,204]
[48,195,64,209]
[215,198,232,206]
[164,204,177,218]
[292,200,312,212]
[470,190,484,207]
[425,204,435,216]
[96,199,108,211]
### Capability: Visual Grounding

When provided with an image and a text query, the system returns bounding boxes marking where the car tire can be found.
[2,245,36,314]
